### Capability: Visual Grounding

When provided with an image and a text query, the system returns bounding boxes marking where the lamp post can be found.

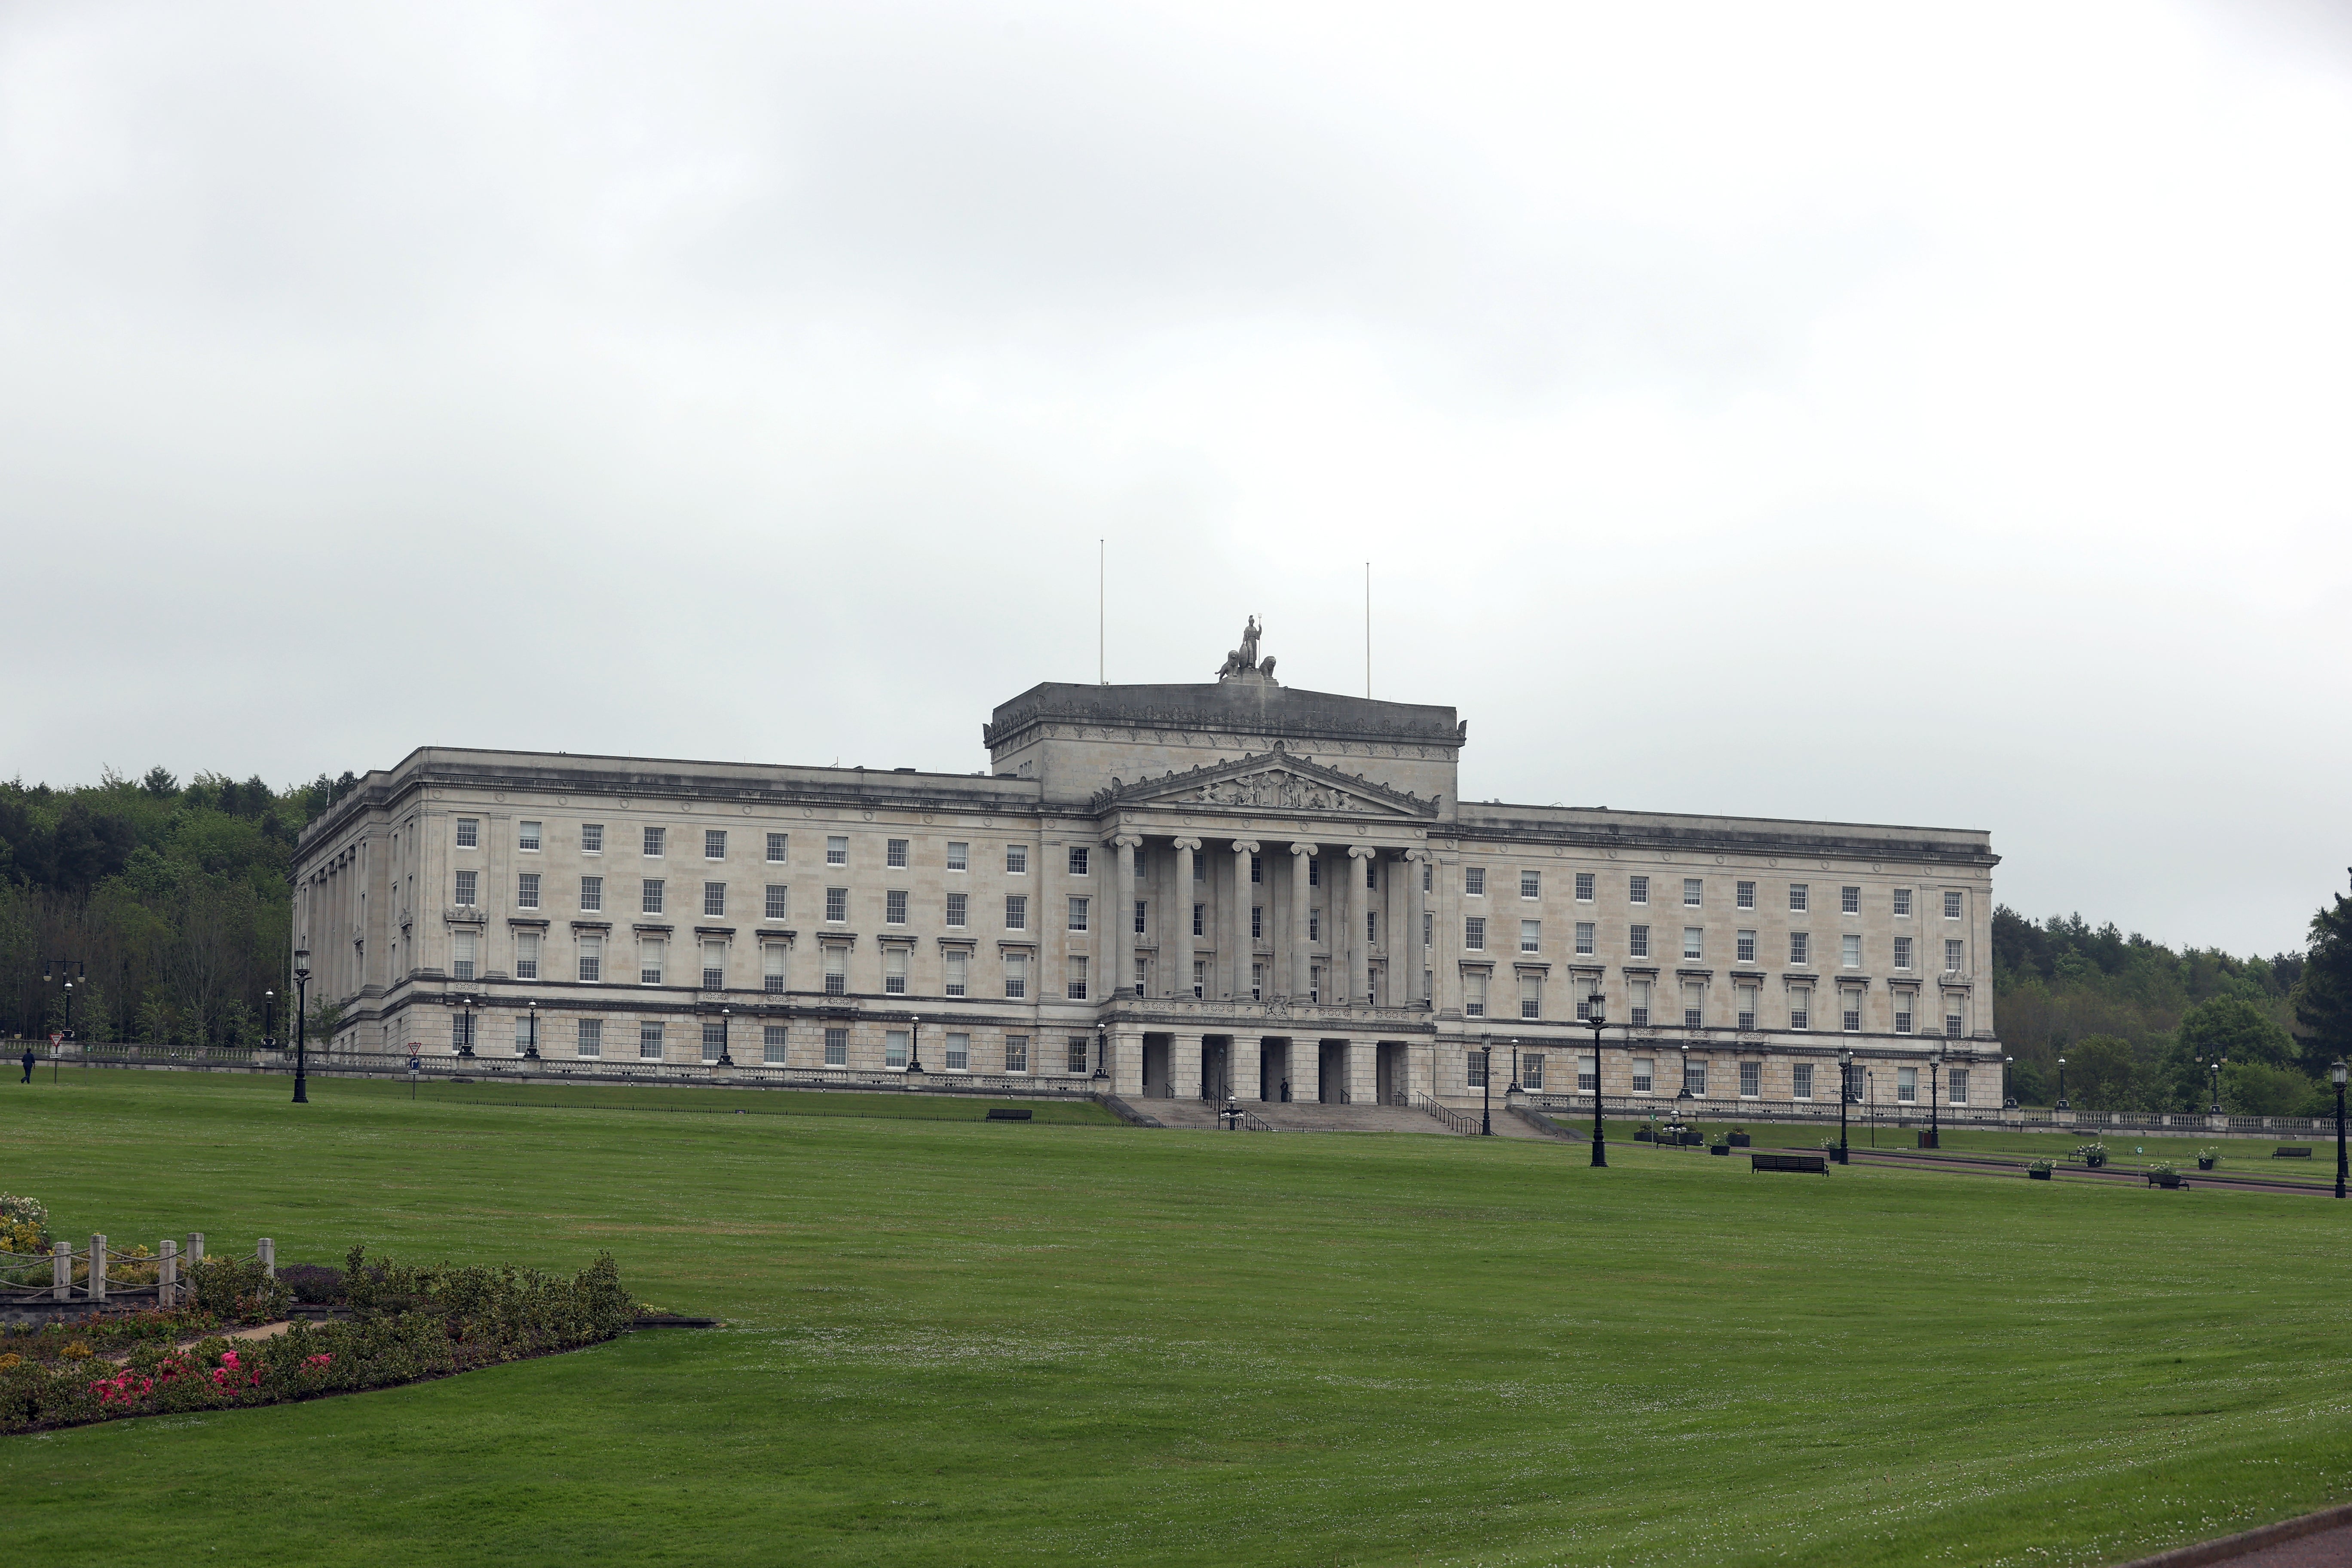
[1091,1027,1108,1086]
[524,999,541,1060]
[1583,992,1608,1168]
[1926,1052,1941,1148]
[1479,1033,1493,1136]
[904,1014,922,1076]
[41,958,85,1064]
[291,948,311,1104]
[451,992,476,1057]
[2333,1059,2347,1200]
[2002,1054,2015,1110]
[1508,1037,1522,1095]
[262,990,276,1052]
[2055,1055,2069,1112]
[2207,1056,2225,1116]
[1837,1048,1854,1165]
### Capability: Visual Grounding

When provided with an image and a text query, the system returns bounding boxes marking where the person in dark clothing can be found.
[20,1047,35,1084]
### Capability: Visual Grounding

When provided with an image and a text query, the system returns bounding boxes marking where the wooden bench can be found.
[1751,1152,1829,1175]
[2274,1146,2313,1158]
[985,1108,1034,1121]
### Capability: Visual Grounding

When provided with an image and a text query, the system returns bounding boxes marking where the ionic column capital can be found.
[1107,833,1144,849]
[1348,844,1377,860]
[1289,842,1318,858]
[1230,839,1260,854]
[1170,836,1201,852]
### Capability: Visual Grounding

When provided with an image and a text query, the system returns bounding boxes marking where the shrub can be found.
[2148,1160,2178,1176]
[278,1263,346,1305]
[2197,1147,2221,1167]
[2029,1158,2056,1173]
[187,1256,288,1323]
[0,1193,50,1256]
[2074,1142,2108,1167]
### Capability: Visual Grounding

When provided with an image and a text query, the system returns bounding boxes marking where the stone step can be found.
[1125,1096,1567,1139]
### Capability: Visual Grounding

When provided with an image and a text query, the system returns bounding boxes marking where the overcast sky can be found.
[3,1,2347,957]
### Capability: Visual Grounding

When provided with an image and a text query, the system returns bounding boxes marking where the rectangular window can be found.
[1841,885,1860,916]
[824,1027,847,1066]
[946,892,968,928]
[1576,986,1598,1021]
[944,1032,970,1071]
[1250,962,1264,1002]
[1250,904,1264,941]
[1629,875,1649,905]
[1465,867,1485,897]
[1366,910,1378,947]
[946,841,968,872]
[1736,880,1756,910]
[518,821,541,852]
[822,946,845,995]
[825,887,848,923]
[1363,858,1376,891]
[1790,989,1810,1031]
[1684,1060,1706,1096]
[1575,921,1595,956]
[515,931,540,980]
[885,1030,909,1069]
[1422,911,1433,949]
[1192,960,1206,999]
[1464,917,1485,950]
[1684,878,1703,907]
[582,824,603,854]
[1789,931,1809,965]
[1944,891,1963,919]
[1740,1061,1761,1097]
[1948,1069,1969,1106]
[762,884,787,922]
[643,826,665,857]
[455,818,479,850]
[1466,1050,1488,1089]
[1736,986,1757,1031]
[705,882,727,919]
[576,1018,601,1058]
[580,876,603,912]
[1521,920,1540,953]
[639,1020,662,1061]
[1630,979,1651,1027]
[1134,900,1148,937]
[1788,883,1807,913]
[885,838,908,870]
[1253,854,1265,885]
[1069,897,1089,932]
[1575,871,1595,901]
[1897,1066,1917,1102]
[826,836,848,867]
[1067,1034,1089,1074]
[884,946,907,995]
[1522,1054,1544,1090]
[642,879,665,915]
[452,930,477,982]
[1521,870,1541,899]
[1736,930,1757,963]
[451,1014,476,1053]
[764,1024,787,1066]
[765,832,786,864]
[1005,894,1027,931]
[701,939,726,991]
[1893,887,1912,917]
[703,830,726,861]
[1066,957,1088,1001]
[454,870,478,906]
[1007,844,1028,874]
[1068,845,1090,876]
[1896,1001,1914,1035]
[1464,971,1488,1018]
[1842,991,1862,1032]
[1310,908,1322,943]
[516,873,540,910]
[1004,1035,1028,1073]
[1945,1000,1964,1038]
[1792,1063,1813,1099]
[1945,940,1964,973]
[886,890,908,925]
[1192,903,1205,938]
[1519,973,1542,1020]
[701,1021,725,1063]
[1308,858,1320,887]
[1629,924,1650,959]
[763,943,786,993]
[1631,1057,1654,1093]
[1004,952,1028,999]
[1683,927,1703,961]
[577,934,601,983]
[1842,934,1861,968]
[639,937,664,985]
[1893,936,1913,970]
[944,949,968,996]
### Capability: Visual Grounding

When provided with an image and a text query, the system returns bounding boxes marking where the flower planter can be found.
[1709,1144,1731,1156]
[2197,1157,2216,1171]
[2083,1155,2106,1169]
[1635,1127,1654,1142]
[2148,1172,2183,1189]
[2028,1168,2052,1181]
[1728,1133,1752,1148]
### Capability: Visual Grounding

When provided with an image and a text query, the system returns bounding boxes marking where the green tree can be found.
[2224,1061,2324,1117]
[2068,1034,2142,1110]
[2294,882,2352,1076]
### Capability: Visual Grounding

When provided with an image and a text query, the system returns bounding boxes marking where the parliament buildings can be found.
[291,624,2002,1114]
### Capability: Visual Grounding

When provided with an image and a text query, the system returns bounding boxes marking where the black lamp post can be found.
[1508,1037,1522,1095]
[1479,1034,1493,1136]
[1926,1052,1941,1148]
[1091,1028,1108,1086]
[904,1014,922,1076]
[1583,992,1608,1168]
[2055,1054,2069,1112]
[2333,1059,2347,1200]
[42,958,85,1049]
[452,992,477,1057]
[291,948,311,1104]
[2002,1054,2015,1110]
[2208,1056,2225,1116]
[262,989,276,1051]
[1837,1047,1854,1165]
[524,999,541,1060]
[716,1005,733,1067]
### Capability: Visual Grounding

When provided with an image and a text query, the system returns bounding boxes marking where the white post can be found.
[257,1237,275,1278]
[90,1233,106,1302]
[52,1240,69,1301]
[187,1231,204,1264]
[159,1238,178,1307]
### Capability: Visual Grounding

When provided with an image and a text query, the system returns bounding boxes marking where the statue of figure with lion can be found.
[1216,616,1275,681]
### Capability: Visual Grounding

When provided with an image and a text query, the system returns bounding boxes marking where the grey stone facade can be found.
[292,652,2001,1111]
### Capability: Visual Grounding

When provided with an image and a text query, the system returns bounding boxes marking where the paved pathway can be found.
[2114,1505,2352,1567]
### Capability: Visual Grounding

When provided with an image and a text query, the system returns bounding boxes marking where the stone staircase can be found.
[1127,1096,1565,1139]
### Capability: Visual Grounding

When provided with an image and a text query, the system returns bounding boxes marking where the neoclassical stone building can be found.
[292,626,2002,1112]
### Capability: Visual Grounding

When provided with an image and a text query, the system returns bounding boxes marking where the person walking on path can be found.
[20,1046,35,1083]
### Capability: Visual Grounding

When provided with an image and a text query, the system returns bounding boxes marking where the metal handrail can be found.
[1419,1095,1477,1136]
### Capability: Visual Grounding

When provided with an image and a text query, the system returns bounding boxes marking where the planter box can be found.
[1634,1127,1654,1142]
[1916,1130,1940,1149]
[2028,1168,2052,1180]
[2197,1158,2216,1170]
[2148,1172,2184,1189]
[1728,1133,1751,1147]
[1709,1144,1731,1156]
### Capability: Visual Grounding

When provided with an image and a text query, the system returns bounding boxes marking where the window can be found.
[1069,846,1090,876]
[1004,1035,1028,1073]
[1897,1066,1917,1102]
[518,821,541,852]
[1841,934,1861,968]
[1842,990,1862,1032]
[580,876,603,912]
[642,879,665,915]
[885,1030,909,1069]
[1632,1057,1654,1093]
[1004,894,1029,931]
[1736,880,1755,910]
[1736,930,1757,964]
[884,946,906,995]
[1893,887,1911,917]
[1069,897,1089,932]
[944,1032,969,1071]
[765,832,786,864]
[1308,858,1320,887]
[824,1027,847,1066]
[763,943,786,993]
[1630,979,1651,1027]
[1465,867,1485,896]
[1629,876,1649,905]
[1945,940,1964,973]
[705,882,727,918]
[1521,870,1540,899]
[1945,999,1964,1038]
[1464,971,1488,1018]
[704,830,727,861]
[1423,863,1432,893]
[515,931,540,980]
[1575,872,1595,901]
[880,838,907,870]
[946,892,968,928]
[1521,920,1540,953]
[1789,931,1809,965]
[1067,1034,1090,1074]
[1363,858,1376,891]
[454,870,478,906]
[644,827,665,857]
[1843,1063,1864,1102]
[577,1018,601,1058]
[1250,962,1263,1001]
[701,1022,725,1063]
[456,818,479,850]
[452,931,477,982]
[639,938,664,985]
[639,1020,662,1061]
[582,824,603,854]
[944,949,968,996]
[1682,981,1703,1029]
[764,885,788,921]
[1740,1061,1761,1098]
[1310,908,1321,943]
[1629,925,1650,959]
[1519,974,1542,1020]
[1423,967,1433,1002]
[764,1024,787,1066]
[1893,936,1912,971]
[577,934,602,983]
[1575,922,1595,957]
[824,887,848,923]
[1683,927,1703,961]
[886,890,908,925]
[1066,957,1088,1001]
[1684,1059,1706,1096]
[1464,917,1485,950]
[823,946,846,996]
[1789,989,1810,1031]
[700,939,725,990]
[1192,961,1206,999]
[1250,905,1263,940]
[1423,912,1433,949]
[1133,900,1147,937]
[1736,986,1757,1031]
[1831,886,1856,918]
[1948,1069,1969,1105]
[1466,1051,1488,1089]
[1788,883,1807,913]
[1007,844,1028,874]
[1896,1000,1914,1035]
[1792,1063,1813,1099]
[1943,891,1963,919]
[1192,903,1205,938]
[451,1013,476,1053]
[1253,854,1265,885]
[1004,952,1028,998]
[1575,986,1598,1020]
[1684,879,1703,908]
[515,873,540,910]
[1523,1054,1545,1090]
[826,836,848,867]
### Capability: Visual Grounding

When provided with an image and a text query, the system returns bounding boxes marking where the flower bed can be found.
[0,1245,637,1434]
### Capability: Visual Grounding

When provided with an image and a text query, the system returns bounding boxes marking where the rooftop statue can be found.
[1216,616,1276,682]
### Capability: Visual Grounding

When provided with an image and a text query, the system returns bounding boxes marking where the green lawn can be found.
[8,1072,2352,1567]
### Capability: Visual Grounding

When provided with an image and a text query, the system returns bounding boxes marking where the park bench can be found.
[2274,1146,2313,1158]
[985,1108,1034,1121]
[1751,1152,1829,1175]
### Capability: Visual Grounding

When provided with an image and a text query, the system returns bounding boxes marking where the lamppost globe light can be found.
[2333,1060,2348,1088]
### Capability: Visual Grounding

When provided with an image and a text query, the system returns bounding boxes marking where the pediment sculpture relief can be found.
[1168,768,1369,813]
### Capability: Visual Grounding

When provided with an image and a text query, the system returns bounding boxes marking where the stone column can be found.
[1171,838,1199,998]
[1287,844,1317,1002]
[1403,848,1428,1008]
[1111,1025,1146,1097]
[1346,1037,1378,1105]
[1228,840,1258,1000]
[1112,833,1140,1000]
[1347,846,1375,1008]
[1171,1032,1204,1101]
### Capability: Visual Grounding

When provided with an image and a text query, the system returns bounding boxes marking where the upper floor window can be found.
[1465,867,1485,897]
[1893,936,1913,970]
[1736,880,1755,910]
[453,870,478,906]
[1944,891,1964,919]
[826,836,848,867]
[1893,887,1912,917]
[518,821,541,852]
[1788,883,1808,913]
[705,882,727,918]
[1068,846,1090,876]
[1684,879,1703,907]
[516,873,539,910]
[1736,929,1757,963]
[946,892,968,928]
[1841,934,1861,968]
[765,885,788,921]
[643,826,665,857]
[581,824,604,854]
[1520,870,1540,900]
[1841,885,1861,916]
[1520,920,1540,953]
[766,833,788,864]
[1946,939,1965,972]
[1629,924,1651,959]
[1789,931,1810,965]
[1683,927,1703,961]
[946,841,968,872]
[887,839,909,869]
[1629,876,1649,905]
[1005,894,1028,931]
[1575,872,1595,901]
[886,890,908,925]
[455,818,479,850]
[580,876,603,912]
[1068,897,1090,932]
[642,879,665,915]
[704,830,727,860]
[1464,917,1486,950]
[1006,844,1029,875]
[1133,900,1148,936]
[824,887,848,923]
[1574,921,1594,956]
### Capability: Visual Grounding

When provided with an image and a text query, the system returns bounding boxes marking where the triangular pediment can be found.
[1090,745,1437,818]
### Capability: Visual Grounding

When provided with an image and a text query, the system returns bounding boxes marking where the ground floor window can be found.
[1466,1050,1488,1089]
[1004,1035,1029,1073]
[1684,1060,1706,1096]
[1948,1068,1969,1106]
[1522,1053,1545,1090]
[945,1032,969,1070]
[1897,1066,1918,1102]
[824,1027,848,1066]
[1579,1054,1598,1092]
[1630,1056,1652,1093]
[702,1021,725,1062]
[763,1024,787,1065]
[639,1021,663,1061]
[885,1030,909,1069]
[577,1018,601,1058]
[1739,1061,1761,1097]
[1066,1034,1089,1074]
[1192,961,1206,999]
[1792,1062,1813,1099]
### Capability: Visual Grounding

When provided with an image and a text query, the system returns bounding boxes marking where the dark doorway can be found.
[1142,1035,1172,1099]
[1318,1040,1346,1103]
[1201,1038,1230,1100]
